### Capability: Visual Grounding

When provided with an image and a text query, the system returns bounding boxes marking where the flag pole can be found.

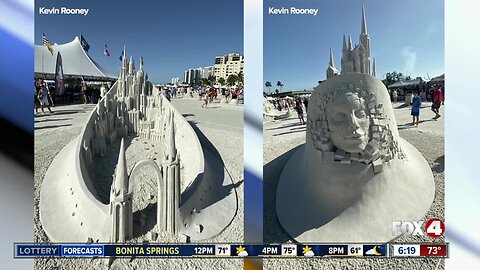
[42,46,45,80]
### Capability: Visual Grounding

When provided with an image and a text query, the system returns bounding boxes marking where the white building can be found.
[182,53,244,84]
[184,66,216,84]
[200,66,214,79]
[171,77,180,85]
[213,52,244,81]
[184,68,200,84]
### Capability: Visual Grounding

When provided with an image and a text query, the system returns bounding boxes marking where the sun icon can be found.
[302,245,315,257]
[236,246,245,254]
[236,246,248,257]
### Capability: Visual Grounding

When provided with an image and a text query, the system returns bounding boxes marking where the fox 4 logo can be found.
[392,218,445,238]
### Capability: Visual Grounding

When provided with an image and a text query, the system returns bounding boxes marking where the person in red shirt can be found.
[209,86,216,102]
[431,84,442,119]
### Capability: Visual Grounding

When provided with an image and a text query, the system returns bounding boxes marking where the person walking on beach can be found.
[411,90,421,127]
[100,83,108,99]
[209,86,216,102]
[34,81,41,115]
[303,97,309,114]
[431,85,442,119]
[295,98,305,125]
[82,83,89,104]
[201,91,209,108]
[47,84,55,107]
[165,88,171,102]
[392,89,398,103]
[39,82,53,114]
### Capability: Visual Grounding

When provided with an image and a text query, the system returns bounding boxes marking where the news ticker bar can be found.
[14,243,448,258]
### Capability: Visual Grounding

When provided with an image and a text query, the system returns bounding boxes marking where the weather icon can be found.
[365,246,382,256]
[302,246,315,257]
[236,246,248,257]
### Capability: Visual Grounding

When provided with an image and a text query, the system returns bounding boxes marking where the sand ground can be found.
[263,102,445,270]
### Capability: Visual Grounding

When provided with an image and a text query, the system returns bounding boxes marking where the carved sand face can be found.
[326,92,369,153]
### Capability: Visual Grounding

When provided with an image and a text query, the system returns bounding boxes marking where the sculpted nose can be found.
[347,113,360,130]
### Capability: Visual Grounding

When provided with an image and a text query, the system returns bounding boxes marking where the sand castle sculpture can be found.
[40,49,237,243]
[263,98,290,119]
[276,6,435,242]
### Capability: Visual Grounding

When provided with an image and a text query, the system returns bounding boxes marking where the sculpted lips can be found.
[344,132,364,140]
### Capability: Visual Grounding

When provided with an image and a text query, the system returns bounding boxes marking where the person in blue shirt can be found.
[411,90,422,127]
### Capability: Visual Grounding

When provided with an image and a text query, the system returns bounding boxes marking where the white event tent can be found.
[34,36,117,81]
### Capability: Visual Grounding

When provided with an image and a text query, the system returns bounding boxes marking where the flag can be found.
[104,44,110,57]
[118,47,127,61]
[141,56,144,66]
[80,35,90,52]
[42,32,54,55]
[54,52,65,96]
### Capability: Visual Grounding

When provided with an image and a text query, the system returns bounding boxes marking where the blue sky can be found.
[264,0,444,92]
[35,0,243,84]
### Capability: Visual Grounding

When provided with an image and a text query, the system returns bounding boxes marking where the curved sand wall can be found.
[40,82,205,242]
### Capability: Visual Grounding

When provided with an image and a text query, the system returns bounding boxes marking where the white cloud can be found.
[238,250,248,257]
[304,250,314,257]
[402,47,417,74]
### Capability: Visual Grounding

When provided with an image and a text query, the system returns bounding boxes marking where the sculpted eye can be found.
[355,109,366,118]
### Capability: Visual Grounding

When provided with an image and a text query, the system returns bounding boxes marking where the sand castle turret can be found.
[161,112,181,234]
[109,138,133,243]
[326,47,339,79]
[340,6,371,75]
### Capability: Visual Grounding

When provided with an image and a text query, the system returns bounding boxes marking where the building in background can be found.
[171,77,180,85]
[184,68,200,84]
[183,66,216,84]
[183,53,244,84]
[214,52,244,81]
[199,66,214,79]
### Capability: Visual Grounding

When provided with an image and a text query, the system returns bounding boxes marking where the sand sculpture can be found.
[40,49,237,243]
[276,6,435,242]
[263,98,290,119]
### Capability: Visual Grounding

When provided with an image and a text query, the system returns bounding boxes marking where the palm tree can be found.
[236,71,244,86]
[193,78,201,87]
[276,81,284,92]
[265,81,272,92]
[207,75,216,86]
[218,77,226,87]
[201,78,210,87]
[227,74,238,86]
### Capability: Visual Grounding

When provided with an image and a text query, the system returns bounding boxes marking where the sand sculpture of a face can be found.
[276,73,435,243]
[306,75,404,170]
[326,91,369,153]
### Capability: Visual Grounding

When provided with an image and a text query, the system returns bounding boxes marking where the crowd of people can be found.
[407,84,444,127]
[155,84,243,109]
[265,96,310,125]
[34,78,113,116]
[198,85,243,109]
[264,82,444,128]
[388,83,445,104]
[34,76,245,115]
